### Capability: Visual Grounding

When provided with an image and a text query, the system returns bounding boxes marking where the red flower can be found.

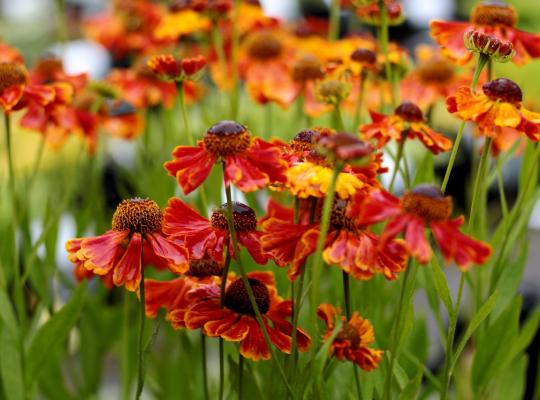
[165,120,287,194]
[163,198,269,265]
[359,185,492,269]
[0,62,28,112]
[66,198,189,291]
[148,54,206,81]
[261,197,408,281]
[361,101,452,154]
[317,304,382,371]
[184,271,311,361]
[430,1,540,65]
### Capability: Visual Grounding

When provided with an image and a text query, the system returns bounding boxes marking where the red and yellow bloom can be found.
[66,198,189,291]
[317,303,382,371]
[165,120,287,194]
[184,271,311,361]
[359,185,492,269]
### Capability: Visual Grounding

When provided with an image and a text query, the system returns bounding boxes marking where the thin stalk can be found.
[332,106,345,131]
[389,136,406,192]
[441,54,489,193]
[378,0,394,108]
[496,157,508,218]
[440,273,465,400]
[219,241,232,400]
[230,0,240,119]
[265,103,273,139]
[121,292,131,400]
[382,261,413,400]
[310,163,343,343]
[176,81,194,146]
[222,164,294,397]
[468,138,492,231]
[201,332,210,400]
[352,71,366,130]
[135,245,146,400]
[238,353,244,400]
[328,0,340,41]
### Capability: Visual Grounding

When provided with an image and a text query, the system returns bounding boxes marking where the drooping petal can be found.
[113,233,143,291]
[145,232,189,274]
[78,230,129,275]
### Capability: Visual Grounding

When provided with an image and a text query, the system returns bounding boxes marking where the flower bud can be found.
[463,30,515,63]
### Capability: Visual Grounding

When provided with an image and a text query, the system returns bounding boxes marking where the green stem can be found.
[121,292,131,400]
[219,241,232,399]
[382,261,414,400]
[135,246,146,400]
[332,106,345,131]
[440,272,465,400]
[468,138,492,231]
[176,81,194,146]
[441,54,489,193]
[238,353,244,400]
[230,0,240,119]
[222,164,294,397]
[352,71,366,131]
[201,332,210,400]
[328,0,340,41]
[310,163,343,344]
[378,0,394,108]
[389,136,406,192]
[265,103,273,139]
[496,157,508,218]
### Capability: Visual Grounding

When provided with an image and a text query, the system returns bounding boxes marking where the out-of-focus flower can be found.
[463,30,515,62]
[317,303,382,371]
[148,54,206,81]
[354,0,404,26]
[163,198,269,265]
[165,120,287,194]
[316,131,374,162]
[361,101,452,154]
[261,197,408,281]
[184,271,311,361]
[0,40,24,63]
[66,198,189,291]
[154,8,211,41]
[359,185,492,269]
[431,1,540,65]
[0,62,29,112]
[446,78,540,151]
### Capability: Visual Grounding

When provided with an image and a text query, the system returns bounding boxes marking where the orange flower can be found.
[165,120,287,194]
[361,101,452,154]
[358,185,492,269]
[0,62,28,112]
[148,54,206,81]
[317,304,382,371]
[355,0,404,26]
[184,271,311,361]
[66,198,189,291]
[163,198,269,265]
[446,78,540,150]
[154,8,211,41]
[430,1,540,65]
[261,197,408,281]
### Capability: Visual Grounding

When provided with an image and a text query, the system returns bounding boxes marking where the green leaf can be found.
[412,151,434,185]
[451,290,499,371]
[393,360,409,390]
[25,283,86,382]
[509,305,540,363]
[0,325,25,400]
[430,257,453,318]
[491,355,527,400]
[400,367,423,400]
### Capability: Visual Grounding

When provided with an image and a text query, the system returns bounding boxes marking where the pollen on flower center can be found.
[395,101,424,123]
[210,202,258,232]
[223,278,270,316]
[330,199,356,231]
[290,129,318,153]
[247,31,283,60]
[417,60,454,84]
[112,198,163,233]
[401,184,453,222]
[202,120,252,157]
[0,62,28,92]
[482,78,522,104]
[336,322,361,348]
[470,2,517,27]
[186,258,223,278]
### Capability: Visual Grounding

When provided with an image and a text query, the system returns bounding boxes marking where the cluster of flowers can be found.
[10,0,537,376]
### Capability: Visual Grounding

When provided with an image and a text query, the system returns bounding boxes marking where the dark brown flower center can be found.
[350,48,377,65]
[186,258,223,278]
[0,62,28,92]
[417,59,454,84]
[482,78,522,104]
[292,55,324,82]
[330,199,356,231]
[470,2,517,27]
[247,31,283,60]
[401,184,453,222]
[203,120,251,157]
[112,198,163,233]
[395,101,424,122]
[316,132,373,161]
[290,129,318,153]
[223,278,270,316]
[210,202,257,232]
[336,322,361,348]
